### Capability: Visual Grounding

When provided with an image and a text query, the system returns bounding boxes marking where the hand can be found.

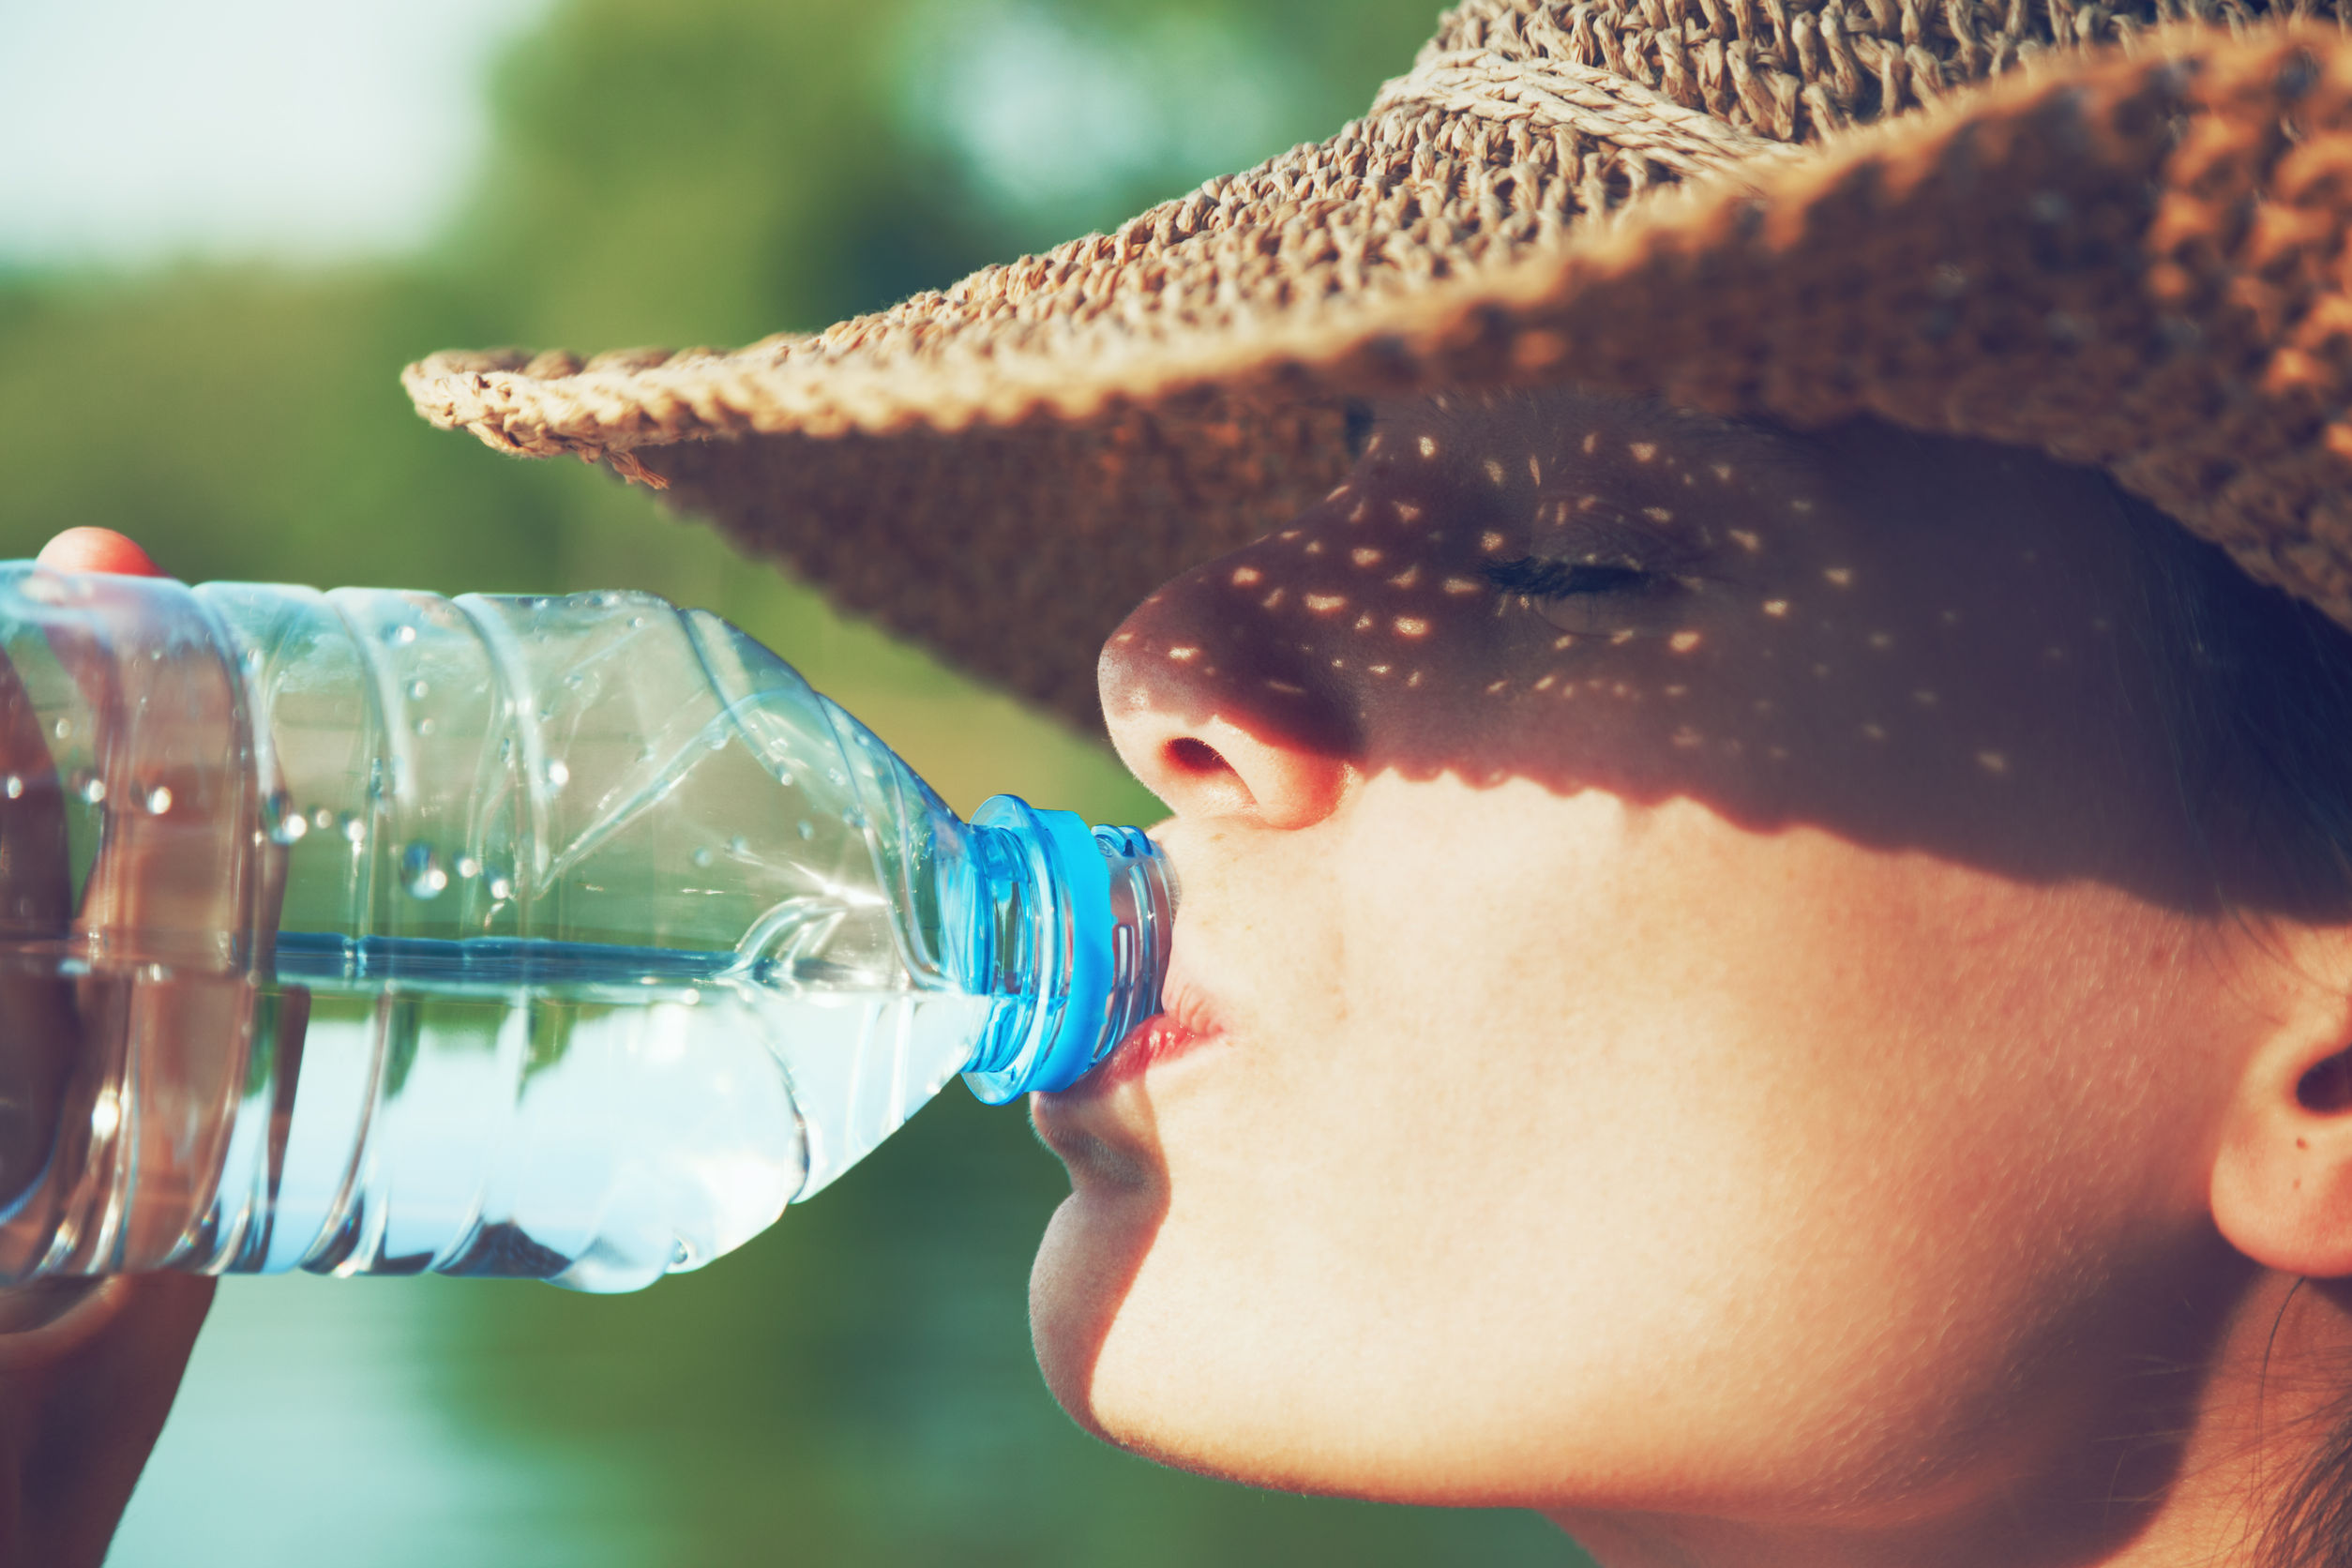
[0,530,214,1568]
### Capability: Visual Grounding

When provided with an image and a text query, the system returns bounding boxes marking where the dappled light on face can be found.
[1096,389,2219,911]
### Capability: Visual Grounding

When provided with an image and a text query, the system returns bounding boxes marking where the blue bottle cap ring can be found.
[962,797,1117,1102]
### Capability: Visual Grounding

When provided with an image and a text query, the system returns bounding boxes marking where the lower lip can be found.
[1067,1010,1221,1093]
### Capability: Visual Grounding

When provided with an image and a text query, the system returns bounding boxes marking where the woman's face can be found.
[1029,392,2277,1530]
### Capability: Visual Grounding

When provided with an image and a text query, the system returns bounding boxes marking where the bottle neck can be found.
[958,796,1176,1104]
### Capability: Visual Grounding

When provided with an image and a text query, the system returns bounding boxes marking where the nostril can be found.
[2300,1048,2352,1113]
[1166,737,1227,776]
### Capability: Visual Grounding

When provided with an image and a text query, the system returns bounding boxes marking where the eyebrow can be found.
[1616,399,1820,484]
[1400,388,1814,479]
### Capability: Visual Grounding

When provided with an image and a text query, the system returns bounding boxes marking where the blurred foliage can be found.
[1,0,1588,1560]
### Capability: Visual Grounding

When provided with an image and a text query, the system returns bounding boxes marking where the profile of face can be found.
[1029,390,2352,1557]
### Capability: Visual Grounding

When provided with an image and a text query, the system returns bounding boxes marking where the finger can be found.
[1,568,258,1276]
[55,578,256,1272]
[34,532,162,579]
[0,640,76,1242]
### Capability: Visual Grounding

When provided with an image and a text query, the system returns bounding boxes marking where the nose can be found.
[1098,562,1355,829]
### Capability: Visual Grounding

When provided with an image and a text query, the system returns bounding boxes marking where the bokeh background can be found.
[0,0,1587,1560]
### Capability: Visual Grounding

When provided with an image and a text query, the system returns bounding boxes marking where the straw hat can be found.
[406,0,2352,731]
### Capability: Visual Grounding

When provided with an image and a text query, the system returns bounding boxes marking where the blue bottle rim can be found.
[961,795,1118,1103]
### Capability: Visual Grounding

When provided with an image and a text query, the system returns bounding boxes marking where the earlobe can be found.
[2212,1020,2352,1279]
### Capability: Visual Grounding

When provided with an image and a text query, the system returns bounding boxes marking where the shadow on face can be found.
[1101,388,2239,917]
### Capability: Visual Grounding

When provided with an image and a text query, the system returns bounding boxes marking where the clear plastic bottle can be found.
[0,566,1172,1292]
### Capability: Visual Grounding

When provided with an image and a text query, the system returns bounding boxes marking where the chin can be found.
[1030,1197,1451,1502]
[1029,1179,1160,1442]
[1028,1191,1288,1487]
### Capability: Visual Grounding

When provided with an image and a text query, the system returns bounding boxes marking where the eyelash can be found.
[1480,556,1666,599]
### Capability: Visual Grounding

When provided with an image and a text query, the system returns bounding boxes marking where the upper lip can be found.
[1155,962,1224,1041]
[1061,957,1229,1093]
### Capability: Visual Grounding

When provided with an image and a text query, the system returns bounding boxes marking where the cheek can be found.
[1057,779,2231,1509]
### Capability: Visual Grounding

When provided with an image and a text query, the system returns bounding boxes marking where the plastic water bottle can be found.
[0,565,1172,1292]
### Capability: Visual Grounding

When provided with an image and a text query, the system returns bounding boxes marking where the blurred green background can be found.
[1,0,1585,1560]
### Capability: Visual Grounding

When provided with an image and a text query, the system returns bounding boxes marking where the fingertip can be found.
[36,529,164,579]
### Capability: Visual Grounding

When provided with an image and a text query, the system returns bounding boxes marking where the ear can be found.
[2212,948,2352,1279]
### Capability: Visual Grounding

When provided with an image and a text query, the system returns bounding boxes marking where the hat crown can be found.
[1399,0,2272,158]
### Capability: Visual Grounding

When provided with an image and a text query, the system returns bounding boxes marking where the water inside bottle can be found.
[235,934,990,1291]
[17,942,990,1293]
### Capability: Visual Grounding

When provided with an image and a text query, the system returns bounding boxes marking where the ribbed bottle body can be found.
[0,571,1048,1292]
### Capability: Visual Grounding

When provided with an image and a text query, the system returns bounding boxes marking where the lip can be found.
[1029,973,1225,1174]
[1056,969,1228,1097]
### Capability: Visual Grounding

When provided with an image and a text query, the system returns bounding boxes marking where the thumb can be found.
[35,531,163,579]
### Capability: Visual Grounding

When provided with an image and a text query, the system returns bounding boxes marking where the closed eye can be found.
[1481,557,1663,599]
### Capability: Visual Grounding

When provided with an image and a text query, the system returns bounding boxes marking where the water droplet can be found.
[340,813,367,844]
[456,855,481,879]
[143,785,173,815]
[727,835,749,855]
[311,807,335,831]
[386,625,416,645]
[401,842,448,898]
[73,772,105,805]
[628,616,647,630]
[796,819,815,840]
[407,679,430,701]
[242,646,264,668]
[487,872,515,901]
[89,1090,121,1139]
[2,776,20,800]
[415,717,437,737]
[842,808,865,830]
[51,717,69,741]
[691,847,715,868]
[261,791,300,842]
[543,760,570,789]
[776,771,794,789]
[827,768,847,787]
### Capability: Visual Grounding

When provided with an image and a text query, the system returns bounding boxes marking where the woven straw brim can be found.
[410,16,2352,732]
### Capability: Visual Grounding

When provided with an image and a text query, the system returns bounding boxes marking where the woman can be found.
[26,0,2352,1561]
[1044,391,2352,1565]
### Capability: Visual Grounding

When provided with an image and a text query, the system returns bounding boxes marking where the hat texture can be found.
[409,0,2352,731]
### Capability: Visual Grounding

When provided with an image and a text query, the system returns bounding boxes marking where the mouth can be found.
[1029,978,1224,1177]
[1056,971,1228,1098]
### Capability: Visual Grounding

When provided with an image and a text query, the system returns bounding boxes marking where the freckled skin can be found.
[1031,392,2352,1568]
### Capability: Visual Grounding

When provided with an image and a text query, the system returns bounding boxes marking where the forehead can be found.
[1356,390,2126,579]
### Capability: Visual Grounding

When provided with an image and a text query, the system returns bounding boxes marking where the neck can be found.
[1552,1265,2352,1568]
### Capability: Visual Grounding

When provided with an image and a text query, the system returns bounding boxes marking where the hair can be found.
[2119,483,2352,1567]
[2125,487,2352,923]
